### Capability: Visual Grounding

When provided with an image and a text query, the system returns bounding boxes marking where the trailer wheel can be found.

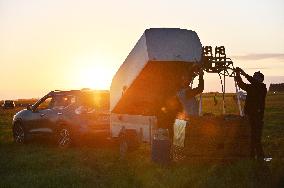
[119,138,128,159]
[119,129,140,156]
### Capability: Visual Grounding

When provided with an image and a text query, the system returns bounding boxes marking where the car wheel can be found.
[13,122,26,144]
[56,127,72,148]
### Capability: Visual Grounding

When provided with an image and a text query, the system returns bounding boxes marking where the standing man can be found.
[176,70,204,118]
[156,69,204,141]
[235,67,267,160]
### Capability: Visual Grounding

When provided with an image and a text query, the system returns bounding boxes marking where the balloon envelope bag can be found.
[184,115,251,161]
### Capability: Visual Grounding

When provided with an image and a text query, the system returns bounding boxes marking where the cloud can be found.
[245,67,270,70]
[232,53,284,60]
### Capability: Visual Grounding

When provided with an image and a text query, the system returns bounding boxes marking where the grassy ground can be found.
[0,93,284,188]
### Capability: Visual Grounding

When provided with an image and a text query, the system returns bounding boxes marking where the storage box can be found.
[110,28,202,141]
[110,28,202,116]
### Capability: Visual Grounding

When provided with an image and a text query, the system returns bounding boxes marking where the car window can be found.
[78,92,109,112]
[52,95,76,110]
[5,100,13,104]
[36,97,52,110]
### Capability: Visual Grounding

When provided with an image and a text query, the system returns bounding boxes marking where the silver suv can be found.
[12,89,110,147]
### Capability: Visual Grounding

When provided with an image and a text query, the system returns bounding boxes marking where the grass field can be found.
[0,93,284,188]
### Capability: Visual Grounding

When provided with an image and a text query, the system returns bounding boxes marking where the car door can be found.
[93,110,110,137]
[48,94,75,131]
[28,96,54,135]
[79,92,110,138]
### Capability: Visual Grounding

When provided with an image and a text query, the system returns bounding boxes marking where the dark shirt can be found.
[235,73,267,118]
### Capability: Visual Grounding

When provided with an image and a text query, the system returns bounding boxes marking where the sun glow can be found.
[68,55,117,90]
[77,66,113,89]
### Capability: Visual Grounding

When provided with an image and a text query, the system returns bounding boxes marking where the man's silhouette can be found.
[176,70,204,117]
[235,67,267,160]
[156,70,204,141]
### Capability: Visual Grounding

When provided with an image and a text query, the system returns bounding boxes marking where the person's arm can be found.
[235,67,248,91]
[238,67,258,84]
[186,72,204,98]
[244,73,258,84]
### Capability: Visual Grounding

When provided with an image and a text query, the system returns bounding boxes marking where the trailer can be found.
[110,28,203,144]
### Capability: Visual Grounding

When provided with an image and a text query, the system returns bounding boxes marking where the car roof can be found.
[4,100,14,102]
[51,89,109,97]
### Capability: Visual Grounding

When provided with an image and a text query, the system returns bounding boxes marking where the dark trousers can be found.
[248,115,264,160]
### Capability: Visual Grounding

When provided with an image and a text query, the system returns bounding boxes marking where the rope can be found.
[218,73,226,114]
[199,93,202,116]
[202,45,244,116]
[234,75,244,116]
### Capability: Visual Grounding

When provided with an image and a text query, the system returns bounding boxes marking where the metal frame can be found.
[201,46,243,116]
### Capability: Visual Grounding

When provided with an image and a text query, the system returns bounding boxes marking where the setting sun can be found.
[74,65,113,89]
[68,55,118,90]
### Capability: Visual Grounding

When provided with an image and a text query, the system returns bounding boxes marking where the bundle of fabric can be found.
[184,115,250,161]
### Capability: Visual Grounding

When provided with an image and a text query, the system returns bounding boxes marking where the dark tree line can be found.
[269,83,284,92]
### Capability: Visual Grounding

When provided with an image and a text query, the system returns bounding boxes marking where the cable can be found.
[218,73,226,114]
[234,79,244,116]
[202,45,244,116]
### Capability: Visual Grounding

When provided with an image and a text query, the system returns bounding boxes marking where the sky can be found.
[0,0,284,99]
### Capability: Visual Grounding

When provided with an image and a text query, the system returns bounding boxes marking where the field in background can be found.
[0,93,283,187]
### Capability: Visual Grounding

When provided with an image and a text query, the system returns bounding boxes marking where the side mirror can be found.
[27,104,33,111]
